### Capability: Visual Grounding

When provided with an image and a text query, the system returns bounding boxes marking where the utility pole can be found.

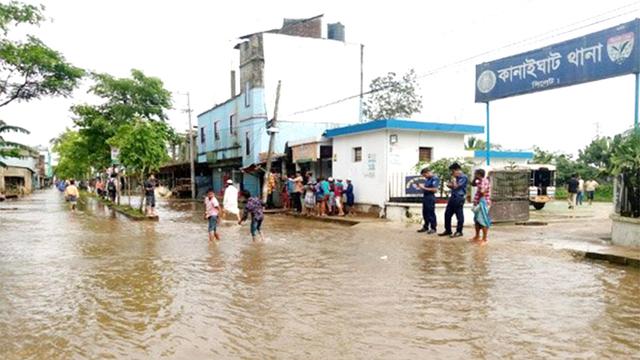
[180,92,196,199]
[261,81,281,204]
[359,44,364,123]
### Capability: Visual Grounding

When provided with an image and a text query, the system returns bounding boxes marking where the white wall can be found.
[332,131,389,207]
[332,130,471,207]
[387,131,468,173]
[262,33,361,125]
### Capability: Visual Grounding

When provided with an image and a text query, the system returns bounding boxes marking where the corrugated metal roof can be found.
[325,119,484,138]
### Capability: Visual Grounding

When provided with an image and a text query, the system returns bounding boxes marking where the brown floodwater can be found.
[1,190,639,359]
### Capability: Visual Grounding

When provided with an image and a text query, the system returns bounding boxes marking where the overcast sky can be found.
[4,0,640,155]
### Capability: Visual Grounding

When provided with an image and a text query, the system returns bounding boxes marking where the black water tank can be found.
[328,22,345,41]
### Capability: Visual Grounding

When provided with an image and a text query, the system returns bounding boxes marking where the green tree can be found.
[0,1,44,34]
[51,129,91,179]
[0,119,30,166]
[414,157,472,197]
[0,2,83,108]
[72,69,173,171]
[363,69,422,121]
[465,135,503,150]
[531,146,556,164]
[109,120,170,211]
[577,136,613,174]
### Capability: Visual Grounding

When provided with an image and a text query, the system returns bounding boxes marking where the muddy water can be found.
[1,190,639,359]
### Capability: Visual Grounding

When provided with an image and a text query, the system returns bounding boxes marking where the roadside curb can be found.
[284,212,361,226]
[82,192,159,221]
[564,248,640,268]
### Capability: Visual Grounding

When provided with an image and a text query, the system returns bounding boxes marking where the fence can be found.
[388,172,422,202]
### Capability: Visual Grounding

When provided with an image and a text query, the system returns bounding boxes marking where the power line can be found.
[284,4,640,117]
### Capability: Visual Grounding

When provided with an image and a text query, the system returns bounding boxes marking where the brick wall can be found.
[279,17,322,38]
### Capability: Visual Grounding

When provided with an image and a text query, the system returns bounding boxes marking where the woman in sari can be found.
[471,169,491,245]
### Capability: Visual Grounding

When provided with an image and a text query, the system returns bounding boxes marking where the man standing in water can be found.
[204,188,221,242]
[64,179,80,211]
[223,179,241,222]
[144,174,157,217]
[239,190,265,242]
[439,163,468,238]
[417,167,439,234]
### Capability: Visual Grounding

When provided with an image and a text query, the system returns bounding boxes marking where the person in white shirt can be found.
[584,179,599,205]
[223,179,241,222]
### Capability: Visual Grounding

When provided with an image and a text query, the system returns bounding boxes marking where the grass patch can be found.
[554,184,612,202]
[81,190,149,219]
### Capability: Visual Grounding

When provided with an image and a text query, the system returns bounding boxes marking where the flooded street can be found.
[1,190,639,359]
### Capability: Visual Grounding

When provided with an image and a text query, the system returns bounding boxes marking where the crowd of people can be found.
[276,171,356,217]
[204,172,357,243]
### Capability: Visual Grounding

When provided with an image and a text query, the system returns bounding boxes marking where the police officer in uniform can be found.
[417,167,439,234]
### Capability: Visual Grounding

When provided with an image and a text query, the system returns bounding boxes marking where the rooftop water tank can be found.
[327,22,345,41]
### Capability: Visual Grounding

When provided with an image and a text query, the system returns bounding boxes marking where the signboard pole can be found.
[485,102,491,166]
[635,72,639,129]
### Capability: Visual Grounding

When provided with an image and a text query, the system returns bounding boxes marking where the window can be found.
[214,121,220,141]
[353,147,362,162]
[244,81,251,107]
[229,114,237,135]
[245,131,250,155]
[419,147,432,163]
[200,127,205,144]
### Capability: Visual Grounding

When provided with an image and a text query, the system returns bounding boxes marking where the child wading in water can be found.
[204,188,221,242]
[239,191,264,242]
[471,169,491,245]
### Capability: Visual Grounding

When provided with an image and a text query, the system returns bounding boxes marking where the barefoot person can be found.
[64,179,80,212]
[239,191,264,242]
[470,169,491,245]
[223,179,241,222]
[204,188,221,242]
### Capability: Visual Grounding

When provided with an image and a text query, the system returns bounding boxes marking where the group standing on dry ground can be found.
[417,163,492,245]
[282,172,356,217]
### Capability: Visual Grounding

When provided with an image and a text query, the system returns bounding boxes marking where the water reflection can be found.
[0,190,638,359]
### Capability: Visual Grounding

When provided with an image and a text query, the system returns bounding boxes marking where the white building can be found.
[325,119,484,208]
[197,15,363,196]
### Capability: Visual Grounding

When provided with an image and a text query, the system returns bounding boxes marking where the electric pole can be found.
[261,81,281,204]
[180,92,196,199]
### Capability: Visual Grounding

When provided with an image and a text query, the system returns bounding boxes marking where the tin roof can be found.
[324,119,484,138]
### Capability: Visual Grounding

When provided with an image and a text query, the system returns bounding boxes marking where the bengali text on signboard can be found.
[475,19,640,102]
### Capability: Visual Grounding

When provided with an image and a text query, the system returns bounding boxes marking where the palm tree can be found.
[0,120,31,167]
[465,136,486,150]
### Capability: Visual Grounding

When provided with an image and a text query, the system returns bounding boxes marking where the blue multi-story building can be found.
[197,15,363,196]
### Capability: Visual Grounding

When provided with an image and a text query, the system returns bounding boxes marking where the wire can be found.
[283,4,640,117]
